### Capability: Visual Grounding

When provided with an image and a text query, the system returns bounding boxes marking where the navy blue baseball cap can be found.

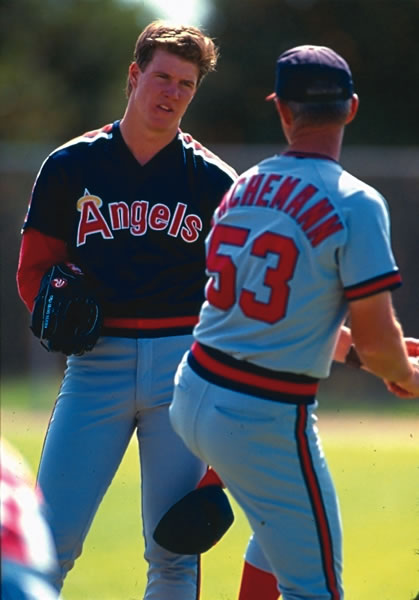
[153,485,234,554]
[266,45,354,102]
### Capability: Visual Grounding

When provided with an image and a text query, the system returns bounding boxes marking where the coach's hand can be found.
[385,356,419,398]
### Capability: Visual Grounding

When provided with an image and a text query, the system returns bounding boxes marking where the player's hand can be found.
[385,356,419,398]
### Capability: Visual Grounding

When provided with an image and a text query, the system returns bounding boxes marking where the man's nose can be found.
[165,81,181,99]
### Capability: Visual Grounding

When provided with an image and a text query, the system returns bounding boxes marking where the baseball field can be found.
[2,376,418,600]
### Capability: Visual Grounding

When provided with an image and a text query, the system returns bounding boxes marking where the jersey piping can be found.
[188,342,319,404]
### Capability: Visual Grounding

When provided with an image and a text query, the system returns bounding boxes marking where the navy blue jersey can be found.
[23,121,236,329]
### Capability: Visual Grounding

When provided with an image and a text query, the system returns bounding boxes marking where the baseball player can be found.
[169,45,419,599]
[16,21,236,599]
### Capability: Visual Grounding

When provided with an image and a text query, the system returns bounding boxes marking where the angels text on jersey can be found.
[77,189,203,246]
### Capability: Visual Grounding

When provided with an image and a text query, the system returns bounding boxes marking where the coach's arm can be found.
[348,291,419,397]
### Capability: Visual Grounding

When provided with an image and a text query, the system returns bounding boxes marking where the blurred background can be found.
[1,0,418,411]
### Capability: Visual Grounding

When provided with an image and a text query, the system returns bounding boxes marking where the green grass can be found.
[322,420,419,600]
[2,376,419,599]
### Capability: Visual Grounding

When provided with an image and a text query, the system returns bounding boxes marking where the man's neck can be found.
[286,124,344,163]
[119,113,178,166]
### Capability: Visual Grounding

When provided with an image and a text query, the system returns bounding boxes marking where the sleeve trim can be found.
[344,271,402,301]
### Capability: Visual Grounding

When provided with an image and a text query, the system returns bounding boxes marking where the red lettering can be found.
[270,177,300,209]
[297,198,333,232]
[149,204,170,230]
[241,174,264,206]
[306,214,344,247]
[109,202,130,230]
[168,203,187,237]
[77,192,202,245]
[77,199,113,246]
[181,214,203,243]
[130,201,149,236]
[285,184,318,217]
[255,174,282,206]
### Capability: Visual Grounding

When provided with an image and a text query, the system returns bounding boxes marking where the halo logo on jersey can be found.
[76,189,203,246]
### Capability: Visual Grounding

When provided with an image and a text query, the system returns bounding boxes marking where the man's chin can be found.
[149,115,180,134]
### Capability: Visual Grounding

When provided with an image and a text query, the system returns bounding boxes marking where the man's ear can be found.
[345,93,359,125]
[128,62,141,90]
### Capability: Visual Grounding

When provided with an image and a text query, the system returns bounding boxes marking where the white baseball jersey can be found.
[194,152,401,380]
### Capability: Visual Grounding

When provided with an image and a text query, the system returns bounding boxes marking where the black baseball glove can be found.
[30,263,103,356]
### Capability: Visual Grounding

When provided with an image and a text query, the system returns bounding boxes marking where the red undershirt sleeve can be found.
[16,228,69,313]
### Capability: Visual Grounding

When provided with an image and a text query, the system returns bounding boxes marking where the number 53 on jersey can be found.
[206,223,299,325]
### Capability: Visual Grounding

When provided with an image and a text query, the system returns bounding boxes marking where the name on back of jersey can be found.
[217,172,344,248]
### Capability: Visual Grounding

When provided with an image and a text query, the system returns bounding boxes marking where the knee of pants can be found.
[144,545,200,595]
[144,536,198,570]
[53,533,84,589]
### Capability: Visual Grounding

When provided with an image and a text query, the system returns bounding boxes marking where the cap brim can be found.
[265,92,276,101]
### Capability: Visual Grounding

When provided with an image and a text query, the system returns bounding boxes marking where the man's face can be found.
[129,48,199,134]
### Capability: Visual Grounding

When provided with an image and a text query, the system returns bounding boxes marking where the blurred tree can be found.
[185,0,419,145]
[0,0,153,142]
[1,0,419,145]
